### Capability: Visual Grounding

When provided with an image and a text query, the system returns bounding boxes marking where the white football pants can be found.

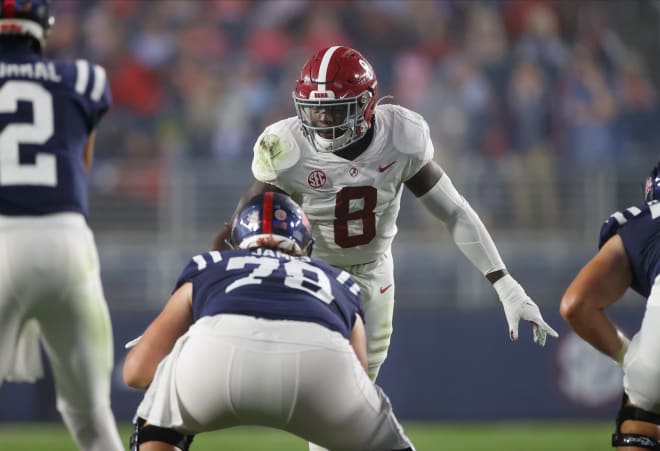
[0,213,124,451]
[624,275,660,413]
[136,314,413,451]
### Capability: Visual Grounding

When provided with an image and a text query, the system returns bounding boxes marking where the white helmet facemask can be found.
[293,91,372,153]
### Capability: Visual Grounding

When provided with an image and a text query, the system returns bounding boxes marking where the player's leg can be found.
[134,315,244,441]
[130,418,194,451]
[0,267,22,386]
[0,223,41,386]
[614,284,660,450]
[308,253,397,451]
[611,394,660,450]
[38,224,124,451]
[287,332,414,451]
[348,251,396,381]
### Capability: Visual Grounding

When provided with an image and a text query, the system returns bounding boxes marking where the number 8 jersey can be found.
[252,104,433,267]
[0,49,111,218]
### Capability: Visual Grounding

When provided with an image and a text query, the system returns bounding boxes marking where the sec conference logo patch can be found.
[307,169,327,189]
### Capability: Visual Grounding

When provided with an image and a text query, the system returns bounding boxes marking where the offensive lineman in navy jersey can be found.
[124,192,414,451]
[0,1,124,450]
[561,162,660,450]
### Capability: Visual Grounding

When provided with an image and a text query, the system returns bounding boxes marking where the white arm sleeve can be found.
[418,174,506,275]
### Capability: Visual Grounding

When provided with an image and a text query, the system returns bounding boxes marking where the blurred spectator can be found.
[559,46,619,167]
[437,54,506,227]
[463,2,511,97]
[572,1,626,81]
[210,57,272,161]
[511,0,567,83]
[504,57,560,229]
[614,51,660,160]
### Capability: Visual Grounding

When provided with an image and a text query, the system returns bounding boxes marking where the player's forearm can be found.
[561,299,624,360]
[418,176,505,275]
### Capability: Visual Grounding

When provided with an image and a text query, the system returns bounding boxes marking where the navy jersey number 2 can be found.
[0,80,55,186]
[0,58,111,218]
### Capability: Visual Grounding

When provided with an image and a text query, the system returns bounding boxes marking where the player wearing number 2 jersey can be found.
[212,46,559,387]
[125,192,415,451]
[0,1,123,450]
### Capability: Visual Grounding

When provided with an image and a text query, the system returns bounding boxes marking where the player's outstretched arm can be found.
[407,161,558,346]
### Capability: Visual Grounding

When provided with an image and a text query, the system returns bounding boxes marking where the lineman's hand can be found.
[494,274,559,346]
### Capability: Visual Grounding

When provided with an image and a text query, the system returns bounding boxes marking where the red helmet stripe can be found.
[316,45,340,92]
[3,0,16,18]
[262,191,273,234]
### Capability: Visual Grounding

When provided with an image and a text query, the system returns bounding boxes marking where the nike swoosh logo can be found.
[378,161,396,172]
[380,284,393,294]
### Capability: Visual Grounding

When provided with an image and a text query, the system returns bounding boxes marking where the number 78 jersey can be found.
[252,104,434,267]
[0,52,111,218]
[175,248,364,339]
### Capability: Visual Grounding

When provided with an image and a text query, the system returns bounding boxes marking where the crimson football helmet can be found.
[644,161,660,202]
[0,0,54,50]
[293,46,378,153]
[230,192,314,256]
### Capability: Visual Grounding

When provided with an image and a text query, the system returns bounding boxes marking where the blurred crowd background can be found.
[42,0,660,310]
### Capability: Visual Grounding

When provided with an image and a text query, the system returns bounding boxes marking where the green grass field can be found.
[0,420,614,451]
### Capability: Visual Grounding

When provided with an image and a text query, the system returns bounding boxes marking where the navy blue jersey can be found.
[0,46,111,218]
[599,201,660,297]
[174,248,364,339]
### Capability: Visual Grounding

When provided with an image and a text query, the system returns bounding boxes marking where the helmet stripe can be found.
[3,0,16,18]
[262,191,273,234]
[316,45,340,92]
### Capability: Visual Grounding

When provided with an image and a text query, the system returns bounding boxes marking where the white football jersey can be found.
[252,104,434,266]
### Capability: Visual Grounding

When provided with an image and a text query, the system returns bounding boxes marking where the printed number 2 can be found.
[0,81,56,186]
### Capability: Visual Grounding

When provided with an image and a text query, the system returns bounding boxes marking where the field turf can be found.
[0,420,613,450]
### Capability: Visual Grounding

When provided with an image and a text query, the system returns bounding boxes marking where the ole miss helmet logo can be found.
[307,169,327,189]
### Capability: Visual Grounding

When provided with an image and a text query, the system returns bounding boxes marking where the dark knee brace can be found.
[612,394,660,450]
[130,417,195,451]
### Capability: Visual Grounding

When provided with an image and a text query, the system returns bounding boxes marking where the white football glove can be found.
[494,274,559,346]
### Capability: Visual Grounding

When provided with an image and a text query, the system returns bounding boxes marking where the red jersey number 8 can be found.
[333,186,377,248]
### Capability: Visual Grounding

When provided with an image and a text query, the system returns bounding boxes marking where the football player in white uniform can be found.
[213,45,558,383]
[561,162,660,450]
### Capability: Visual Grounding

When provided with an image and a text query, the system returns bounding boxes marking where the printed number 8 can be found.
[334,186,377,247]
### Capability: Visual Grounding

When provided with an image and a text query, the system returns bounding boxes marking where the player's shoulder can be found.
[48,58,109,102]
[174,250,229,287]
[599,202,659,249]
[252,117,303,182]
[375,103,431,157]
